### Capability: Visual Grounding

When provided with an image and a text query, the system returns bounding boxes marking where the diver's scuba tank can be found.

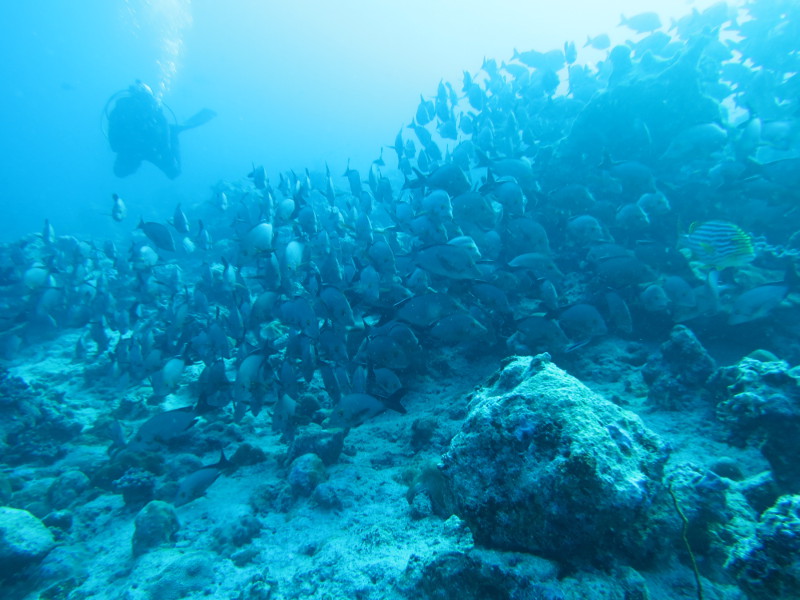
[101,80,177,140]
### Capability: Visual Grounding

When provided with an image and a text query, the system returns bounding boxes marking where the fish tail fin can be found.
[475,148,491,168]
[384,387,407,414]
[215,448,232,470]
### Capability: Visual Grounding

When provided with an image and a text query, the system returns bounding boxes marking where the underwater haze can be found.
[4,0,718,241]
[4,0,800,599]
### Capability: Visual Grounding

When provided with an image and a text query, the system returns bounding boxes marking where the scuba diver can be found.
[105,81,216,179]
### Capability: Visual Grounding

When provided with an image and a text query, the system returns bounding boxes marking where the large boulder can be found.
[132,500,179,557]
[440,354,671,567]
[642,324,716,409]
[0,506,55,579]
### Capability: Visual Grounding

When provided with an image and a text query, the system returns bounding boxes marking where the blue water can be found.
[3,1,800,597]
[0,0,713,242]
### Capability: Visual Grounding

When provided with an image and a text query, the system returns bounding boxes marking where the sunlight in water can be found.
[124,0,193,100]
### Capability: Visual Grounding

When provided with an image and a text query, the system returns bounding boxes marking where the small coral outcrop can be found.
[712,357,800,492]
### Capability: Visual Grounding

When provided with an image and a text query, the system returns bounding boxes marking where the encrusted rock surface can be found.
[0,506,55,579]
[712,357,800,492]
[441,354,672,567]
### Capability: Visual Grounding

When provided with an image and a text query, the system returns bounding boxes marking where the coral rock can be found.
[441,354,670,566]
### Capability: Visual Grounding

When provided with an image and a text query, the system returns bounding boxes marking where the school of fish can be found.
[1,1,799,504]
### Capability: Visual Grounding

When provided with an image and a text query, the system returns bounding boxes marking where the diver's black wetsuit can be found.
[107,83,181,179]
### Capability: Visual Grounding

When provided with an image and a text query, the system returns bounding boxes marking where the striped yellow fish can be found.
[681,220,754,269]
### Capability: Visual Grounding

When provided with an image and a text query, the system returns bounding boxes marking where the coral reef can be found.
[712,358,800,492]
[727,494,800,600]
[132,500,180,557]
[642,325,716,410]
[440,354,672,567]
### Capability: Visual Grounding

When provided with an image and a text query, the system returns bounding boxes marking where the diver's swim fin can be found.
[178,108,217,131]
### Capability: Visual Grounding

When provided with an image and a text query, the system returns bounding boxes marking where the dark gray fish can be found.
[408,122,433,149]
[320,362,342,403]
[538,279,559,312]
[619,12,662,33]
[480,155,536,191]
[420,189,453,223]
[462,70,473,93]
[594,255,654,289]
[360,334,410,370]
[234,352,272,411]
[470,282,512,314]
[564,41,577,64]
[437,117,458,140]
[416,95,435,126]
[41,219,55,246]
[513,48,563,70]
[459,113,476,136]
[241,222,274,256]
[368,240,397,275]
[248,165,267,189]
[417,147,431,172]
[395,293,458,328]
[174,449,231,506]
[510,316,568,354]
[414,244,483,280]
[604,291,633,334]
[197,358,232,409]
[435,93,450,123]
[318,325,349,364]
[429,313,489,345]
[558,303,608,347]
[663,275,697,309]
[196,219,212,251]
[138,219,175,252]
[466,83,486,111]
[452,191,495,229]
[127,406,197,452]
[728,284,789,325]
[343,160,363,197]
[170,204,190,234]
[385,322,421,359]
[328,390,406,429]
[417,163,471,196]
[272,393,297,437]
[390,129,405,162]
[640,284,670,312]
[759,158,800,189]
[281,297,319,338]
[632,30,672,56]
[508,253,563,281]
[370,367,403,398]
[584,34,611,50]
[319,286,355,327]
[505,218,550,256]
[355,265,381,304]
